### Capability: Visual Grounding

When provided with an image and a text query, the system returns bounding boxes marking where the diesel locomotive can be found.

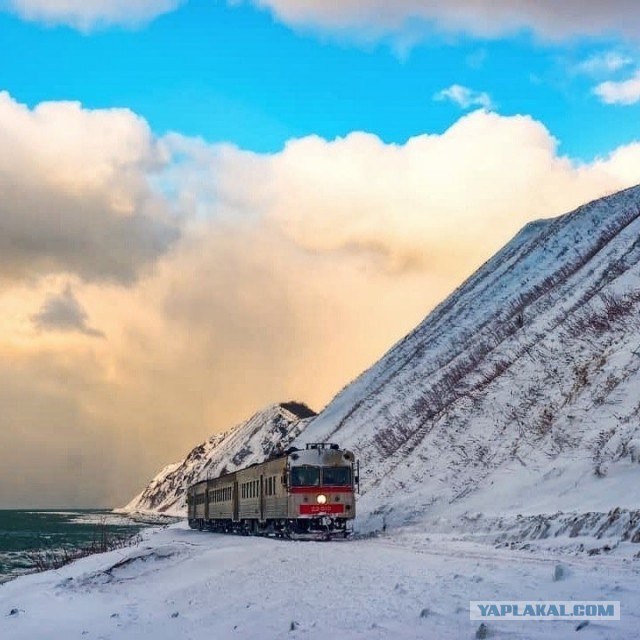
[187,443,358,539]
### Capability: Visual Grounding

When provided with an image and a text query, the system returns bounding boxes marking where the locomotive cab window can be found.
[322,467,352,486]
[291,466,320,487]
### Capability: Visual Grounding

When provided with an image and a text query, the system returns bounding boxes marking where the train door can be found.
[259,475,264,523]
[233,481,239,522]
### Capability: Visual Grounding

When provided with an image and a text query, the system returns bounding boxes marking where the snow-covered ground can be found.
[1,522,638,640]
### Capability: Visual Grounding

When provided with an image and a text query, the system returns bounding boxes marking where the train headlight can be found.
[317,494,327,504]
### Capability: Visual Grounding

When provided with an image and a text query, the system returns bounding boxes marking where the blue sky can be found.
[1,1,639,159]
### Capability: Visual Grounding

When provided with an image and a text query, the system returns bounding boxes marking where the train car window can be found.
[322,467,352,486]
[290,466,321,487]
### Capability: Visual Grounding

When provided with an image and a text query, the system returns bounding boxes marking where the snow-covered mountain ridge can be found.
[297,184,640,543]
[121,402,314,516]
[124,185,640,551]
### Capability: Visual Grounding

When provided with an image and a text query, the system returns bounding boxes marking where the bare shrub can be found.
[24,519,142,573]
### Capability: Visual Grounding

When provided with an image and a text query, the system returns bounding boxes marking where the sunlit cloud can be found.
[4,0,183,30]
[0,92,179,285]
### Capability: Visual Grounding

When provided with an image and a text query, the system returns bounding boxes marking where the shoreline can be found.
[0,510,179,585]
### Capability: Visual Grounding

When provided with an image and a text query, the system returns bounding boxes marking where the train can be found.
[187,443,358,539]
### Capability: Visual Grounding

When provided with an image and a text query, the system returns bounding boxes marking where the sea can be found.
[0,510,174,583]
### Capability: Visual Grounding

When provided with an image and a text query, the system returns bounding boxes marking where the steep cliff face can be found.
[297,185,640,539]
[121,403,314,516]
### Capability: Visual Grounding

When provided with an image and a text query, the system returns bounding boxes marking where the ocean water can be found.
[0,510,169,583]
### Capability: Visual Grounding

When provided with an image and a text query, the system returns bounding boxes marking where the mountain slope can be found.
[297,184,640,541]
[122,403,314,516]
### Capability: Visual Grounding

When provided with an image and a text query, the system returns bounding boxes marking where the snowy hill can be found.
[121,403,314,516]
[297,185,640,545]
[122,186,640,549]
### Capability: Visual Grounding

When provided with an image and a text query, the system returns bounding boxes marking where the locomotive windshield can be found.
[322,466,351,486]
[291,466,320,487]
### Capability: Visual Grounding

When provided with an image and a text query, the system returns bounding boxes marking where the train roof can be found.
[187,443,352,492]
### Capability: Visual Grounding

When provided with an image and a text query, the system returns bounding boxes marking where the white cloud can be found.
[0,92,179,284]
[434,85,493,110]
[200,110,640,277]
[575,51,633,76]
[5,0,183,30]
[594,70,640,104]
[246,0,640,41]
